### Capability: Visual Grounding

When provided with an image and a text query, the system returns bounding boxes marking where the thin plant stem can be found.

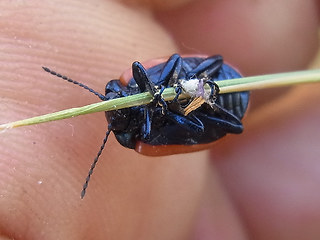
[1,69,319,130]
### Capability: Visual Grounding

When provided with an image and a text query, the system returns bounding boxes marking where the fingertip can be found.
[155,0,320,74]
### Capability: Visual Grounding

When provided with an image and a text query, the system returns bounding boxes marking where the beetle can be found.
[43,53,249,197]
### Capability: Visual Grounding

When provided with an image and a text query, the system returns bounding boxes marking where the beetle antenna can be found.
[42,67,106,101]
[81,129,111,199]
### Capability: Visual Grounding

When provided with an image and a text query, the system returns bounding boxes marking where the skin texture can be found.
[0,0,319,239]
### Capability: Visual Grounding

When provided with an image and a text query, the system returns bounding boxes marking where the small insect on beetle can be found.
[43,54,250,198]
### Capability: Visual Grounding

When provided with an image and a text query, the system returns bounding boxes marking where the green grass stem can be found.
[1,69,319,130]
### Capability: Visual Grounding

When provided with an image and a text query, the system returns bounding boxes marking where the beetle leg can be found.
[152,85,168,115]
[159,54,182,87]
[200,104,243,133]
[142,106,153,139]
[188,114,205,132]
[164,111,205,133]
[173,84,182,102]
[132,61,157,96]
[142,87,168,140]
[187,55,223,79]
[132,61,168,115]
[205,80,220,104]
[208,115,243,133]
[158,54,184,102]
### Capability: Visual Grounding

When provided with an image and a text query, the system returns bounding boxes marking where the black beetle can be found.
[43,53,249,197]
[105,54,249,154]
